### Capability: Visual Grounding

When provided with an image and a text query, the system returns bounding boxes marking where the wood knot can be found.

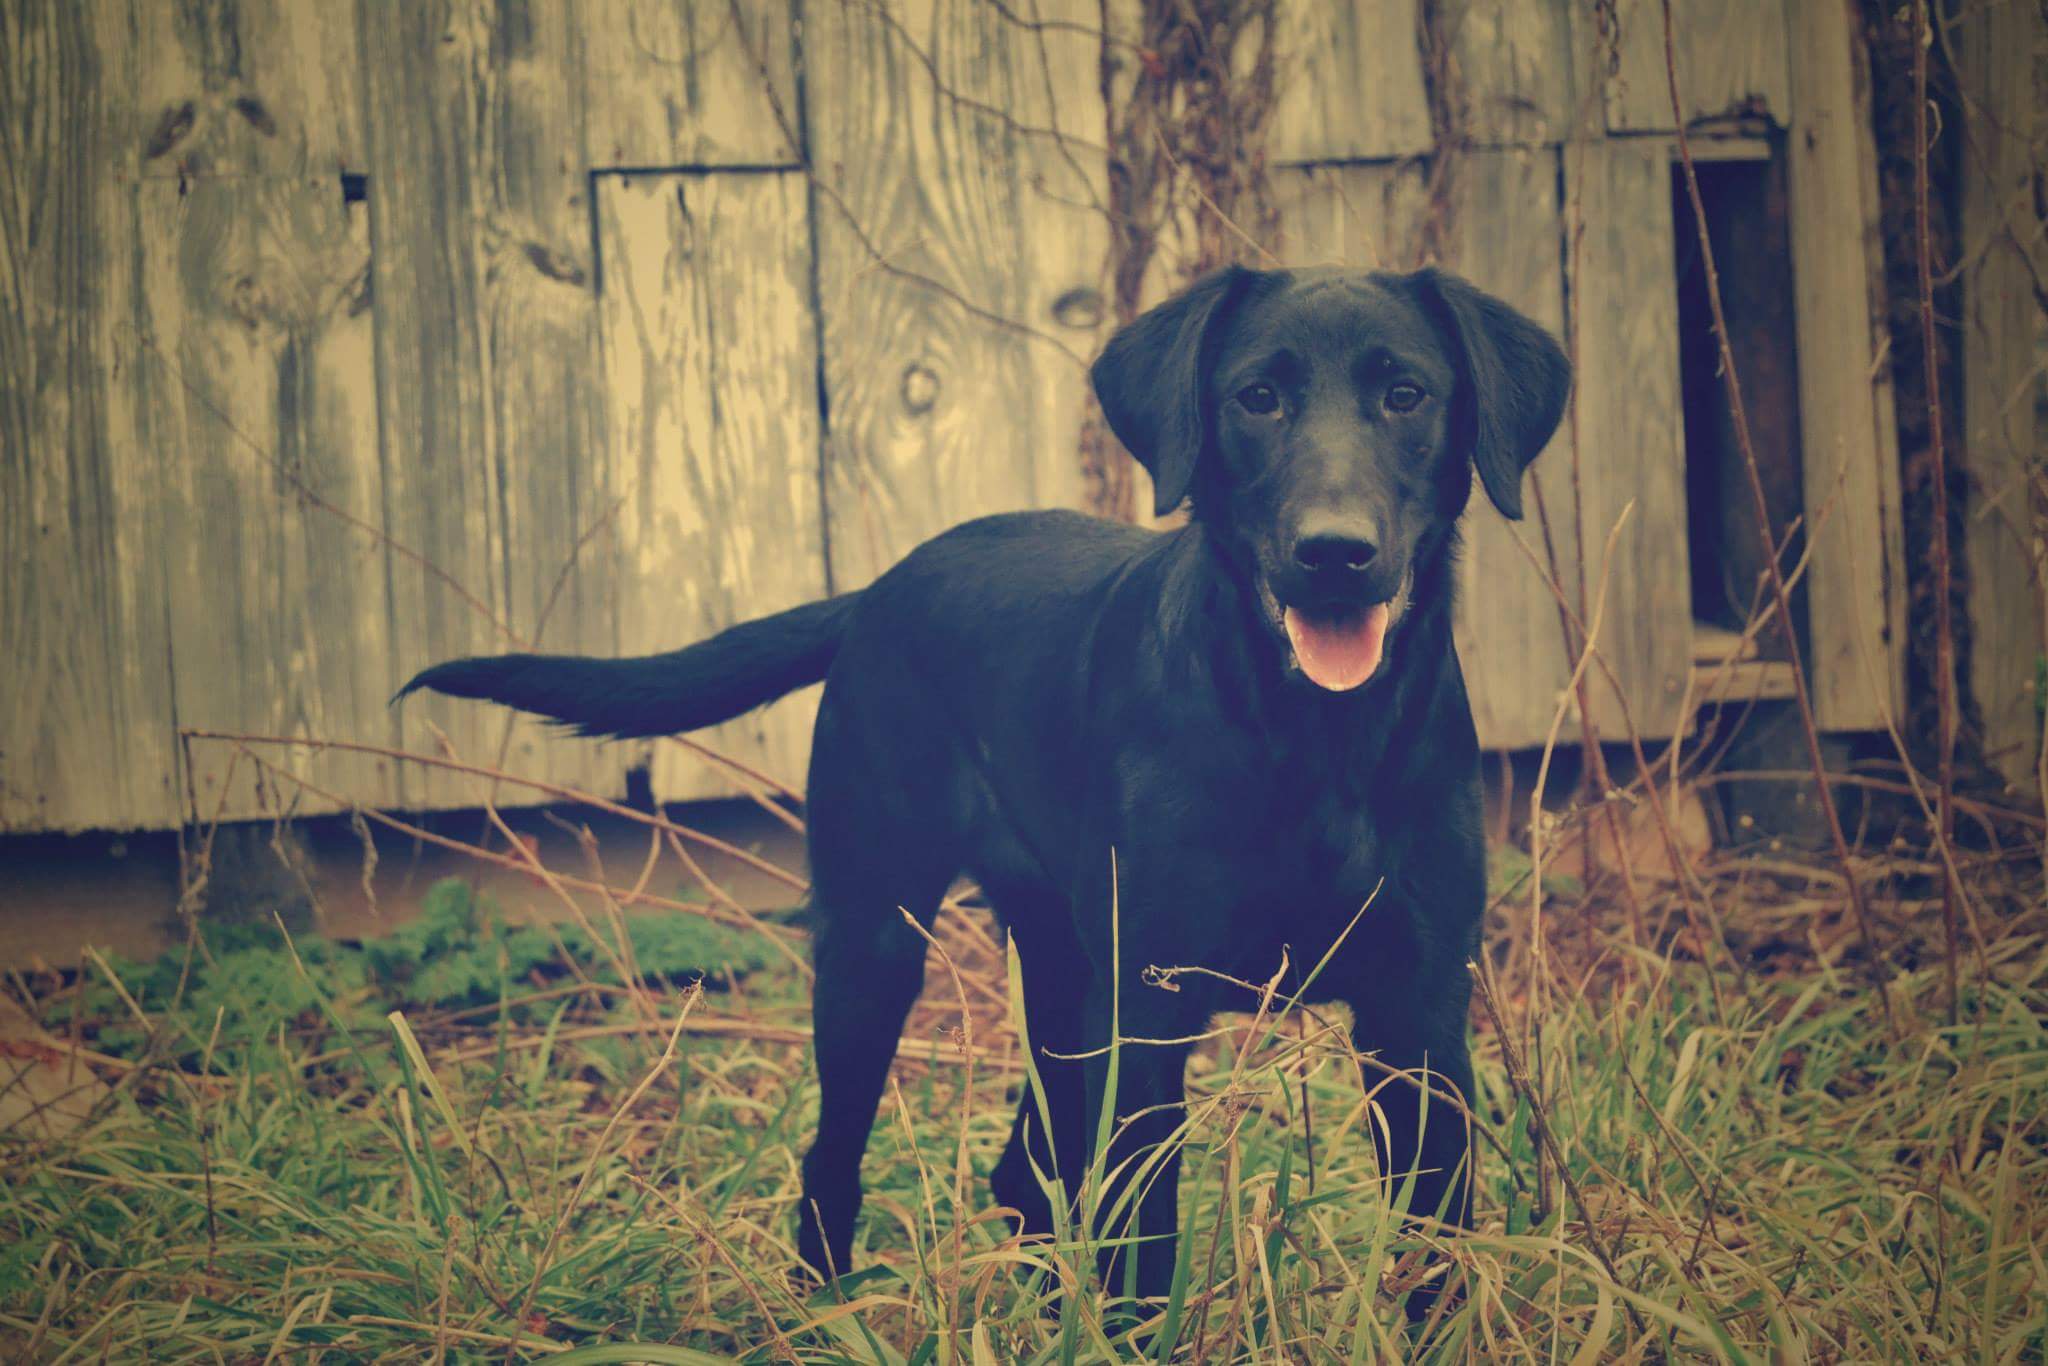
[900,362,940,415]
[227,276,267,330]
[144,102,197,161]
[524,242,587,288]
[231,96,277,137]
[344,264,373,318]
[1050,286,1104,330]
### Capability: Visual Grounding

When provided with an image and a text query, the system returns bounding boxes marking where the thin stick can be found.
[1469,958,1643,1335]
[202,742,802,944]
[663,829,818,984]
[435,1013,1013,1070]
[1911,0,1965,1023]
[662,733,806,818]
[178,729,807,892]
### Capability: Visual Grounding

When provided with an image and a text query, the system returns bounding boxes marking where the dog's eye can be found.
[1236,384,1280,416]
[1385,383,1426,414]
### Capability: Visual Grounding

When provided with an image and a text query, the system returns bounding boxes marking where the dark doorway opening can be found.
[1670,150,1809,663]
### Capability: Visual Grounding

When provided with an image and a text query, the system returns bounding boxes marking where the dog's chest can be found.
[1104,712,1440,967]
[1118,724,1394,875]
[1254,797,1387,919]
[1183,782,1396,956]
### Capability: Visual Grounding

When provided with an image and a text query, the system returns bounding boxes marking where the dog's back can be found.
[396,509,1157,741]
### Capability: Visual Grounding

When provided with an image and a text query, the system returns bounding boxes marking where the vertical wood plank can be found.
[130,177,396,820]
[1454,0,1575,147]
[478,0,620,796]
[1957,0,2046,791]
[108,0,394,824]
[0,0,179,832]
[357,1,507,811]
[1268,0,1433,162]
[360,0,622,810]
[1444,149,1583,750]
[123,1,402,822]
[1603,0,1789,132]
[806,0,1109,591]
[582,0,799,168]
[597,171,829,798]
[1564,137,1692,737]
[293,200,400,803]
[1785,0,1904,733]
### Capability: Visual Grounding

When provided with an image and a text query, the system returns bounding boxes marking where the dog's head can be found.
[1091,266,1570,692]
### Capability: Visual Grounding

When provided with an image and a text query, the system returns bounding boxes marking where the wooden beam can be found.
[128,0,366,179]
[1785,0,1905,733]
[1272,161,1432,272]
[110,4,410,824]
[130,176,397,822]
[0,0,179,832]
[1448,148,1587,751]
[581,0,800,168]
[1956,0,2047,794]
[1563,137,1694,739]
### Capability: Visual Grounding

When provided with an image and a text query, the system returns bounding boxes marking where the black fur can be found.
[1410,267,1571,521]
[397,265,1571,1318]
[394,595,860,738]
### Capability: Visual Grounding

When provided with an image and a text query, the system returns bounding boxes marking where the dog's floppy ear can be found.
[1091,265,1265,517]
[1409,267,1571,520]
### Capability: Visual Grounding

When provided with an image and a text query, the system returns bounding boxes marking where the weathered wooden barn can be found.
[2,0,2036,835]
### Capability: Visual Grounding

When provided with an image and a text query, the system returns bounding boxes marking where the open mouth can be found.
[1281,600,1392,692]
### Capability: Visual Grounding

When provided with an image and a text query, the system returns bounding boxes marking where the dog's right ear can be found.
[1091,266,1265,517]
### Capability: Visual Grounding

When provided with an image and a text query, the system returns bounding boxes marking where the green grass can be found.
[3,873,2044,1361]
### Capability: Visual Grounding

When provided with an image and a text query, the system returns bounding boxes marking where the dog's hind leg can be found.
[793,709,958,1283]
[795,881,943,1281]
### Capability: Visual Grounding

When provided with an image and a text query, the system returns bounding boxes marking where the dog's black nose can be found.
[1293,532,1377,577]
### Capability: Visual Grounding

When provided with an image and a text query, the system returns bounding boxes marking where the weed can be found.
[2,866,2043,1360]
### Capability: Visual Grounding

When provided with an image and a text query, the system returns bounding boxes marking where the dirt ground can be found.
[0,798,808,970]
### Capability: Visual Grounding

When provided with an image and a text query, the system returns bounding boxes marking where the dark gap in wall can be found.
[1670,151,1809,664]
[340,172,368,204]
[590,162,805,177]
[586,169,606,298]
[623,763,656,815]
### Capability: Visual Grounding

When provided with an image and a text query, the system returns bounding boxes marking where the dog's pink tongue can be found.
[1283,602,1391,691]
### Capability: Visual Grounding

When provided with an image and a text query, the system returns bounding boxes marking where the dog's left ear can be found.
[1092,265,1268,517]
[1408,268,1572,520]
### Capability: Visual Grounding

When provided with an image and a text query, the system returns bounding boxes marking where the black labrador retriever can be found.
[400,264,1570,1312]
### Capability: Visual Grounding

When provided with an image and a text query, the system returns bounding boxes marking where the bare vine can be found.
[1082,0,1282,519]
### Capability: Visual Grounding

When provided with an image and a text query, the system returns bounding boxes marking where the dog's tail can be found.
[394,593,862,740]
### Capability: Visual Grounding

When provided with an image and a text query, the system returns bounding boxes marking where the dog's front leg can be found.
[1343,968,1476,1321]
[1077,970,1201,1303]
